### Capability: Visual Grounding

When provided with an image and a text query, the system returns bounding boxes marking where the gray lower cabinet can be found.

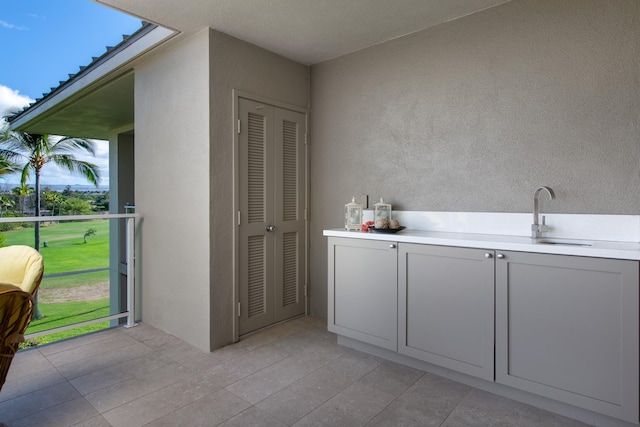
[327,235,640,423]
[398,244,495,381]
[327,237,398,350]
[495,251,639,423]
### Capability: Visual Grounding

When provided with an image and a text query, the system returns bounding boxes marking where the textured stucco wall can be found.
[309,0,640,315]
[134,29,308,351]
[208,30,309,349]
[135,30,212,351]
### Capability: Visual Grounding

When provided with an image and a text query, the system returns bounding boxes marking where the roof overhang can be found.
[9,23,176,140]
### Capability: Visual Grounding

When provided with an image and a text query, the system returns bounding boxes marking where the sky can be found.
[0,0,142,187]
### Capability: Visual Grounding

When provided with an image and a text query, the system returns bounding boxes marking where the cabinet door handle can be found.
[389,244,396,249]
[497,253,505,259]
[484,253,493,259]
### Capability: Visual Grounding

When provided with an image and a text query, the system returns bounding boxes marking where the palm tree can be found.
[44,190,65,216]
[0,194,14,217]
[12,184,33,213]
[0,131,100,319]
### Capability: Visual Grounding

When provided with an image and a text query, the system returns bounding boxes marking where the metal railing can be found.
[0,213,139,338]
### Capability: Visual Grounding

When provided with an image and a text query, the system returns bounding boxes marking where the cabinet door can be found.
[398,244,495,381]
[328,237,397,350]
[496,251,639,423]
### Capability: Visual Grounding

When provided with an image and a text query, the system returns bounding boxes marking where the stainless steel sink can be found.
[536,238,592,247]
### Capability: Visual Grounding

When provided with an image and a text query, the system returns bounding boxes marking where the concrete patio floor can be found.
[0,316,590,426]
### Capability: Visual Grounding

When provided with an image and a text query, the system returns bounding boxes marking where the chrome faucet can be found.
[532,186,555,238]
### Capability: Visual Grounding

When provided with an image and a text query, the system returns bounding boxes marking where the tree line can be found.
[0,186,109,224]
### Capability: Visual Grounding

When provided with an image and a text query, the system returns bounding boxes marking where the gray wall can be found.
[134,29,309,351]
[309,0,640,315]
[135,29,213,351]
[208,30,309,349]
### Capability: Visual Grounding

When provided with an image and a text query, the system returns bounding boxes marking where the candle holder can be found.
[374,198,392,223]
[344,197,363,231]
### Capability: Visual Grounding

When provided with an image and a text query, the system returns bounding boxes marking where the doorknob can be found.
[266,225,276,232]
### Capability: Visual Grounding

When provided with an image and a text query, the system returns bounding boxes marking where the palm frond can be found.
[49,154,101,186]
[19,164,32,185]
[52,137,96,156]
[0,157,17,176]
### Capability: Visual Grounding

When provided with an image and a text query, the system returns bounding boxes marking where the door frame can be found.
[232,89,309,342]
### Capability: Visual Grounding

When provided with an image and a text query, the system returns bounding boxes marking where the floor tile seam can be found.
[362,392,401,427]
[114,385,228,427]
[69,361,171,398]
[220,387,261,414]
[92,373,198,418]
[85,361,197,413]
[357,369,426,402]
[70,414,112,427]
[263,375,357,426]
[177,345,257,371]
[241,360,339,410]
[1,385,86,424]
[36,329,127,358]
[144,384,230,423]
[257,404,302,426]
[64,396,104,425]
[231,352,332,398]
[228,349,297,384]
[287,351,343,374]
[355,368,428,423]
[45,339,145,372]
[52,342,159,381]
[437,386,475,426]
[354,380,400,422]
[240,322,309,344]
[0,369,70,404]
[245,327,310,351]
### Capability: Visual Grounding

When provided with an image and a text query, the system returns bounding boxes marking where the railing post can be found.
[125,216,137,328]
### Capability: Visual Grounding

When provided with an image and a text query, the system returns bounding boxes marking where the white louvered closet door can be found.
[238,97,306,336]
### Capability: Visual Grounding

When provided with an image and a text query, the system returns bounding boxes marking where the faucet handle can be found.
[539,216,549,233]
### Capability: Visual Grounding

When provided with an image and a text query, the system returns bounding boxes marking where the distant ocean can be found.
[0,183,109,192]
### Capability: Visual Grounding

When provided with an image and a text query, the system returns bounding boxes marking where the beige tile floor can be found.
[0,316,591,426]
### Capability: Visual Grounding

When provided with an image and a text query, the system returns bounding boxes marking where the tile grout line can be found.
[438,386,474,426]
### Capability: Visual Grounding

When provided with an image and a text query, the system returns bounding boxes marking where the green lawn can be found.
[4,219,109,274]
[41,269,110,291]
[25,299,111,346]
[3,219,114,346]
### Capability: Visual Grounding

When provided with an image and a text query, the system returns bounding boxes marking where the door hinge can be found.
[237,211,241,226]
[237,302,241,317]
[304,132,308,145]
[237,119,241,134]
[304,209,307,221]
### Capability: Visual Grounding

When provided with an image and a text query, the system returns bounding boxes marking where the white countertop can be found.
[323,228,640,260]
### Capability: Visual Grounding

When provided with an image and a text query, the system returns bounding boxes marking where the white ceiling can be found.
[97,0,511,65]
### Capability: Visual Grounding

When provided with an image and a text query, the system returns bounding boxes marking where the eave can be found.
[8,22,177,140]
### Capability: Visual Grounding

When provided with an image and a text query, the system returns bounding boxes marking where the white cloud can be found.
[0,84,34,119]
[0,86,108,187]
[0,20,28,31]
